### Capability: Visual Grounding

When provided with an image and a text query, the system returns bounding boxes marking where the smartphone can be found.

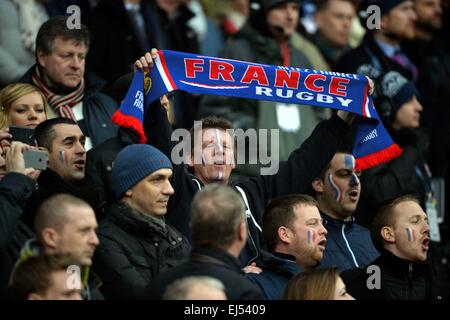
[23,150,48,170]
[9,126,35,146]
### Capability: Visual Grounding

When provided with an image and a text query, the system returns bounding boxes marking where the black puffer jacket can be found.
[0,173,35,299]
[93,202,191,299]
[342,249,446,300]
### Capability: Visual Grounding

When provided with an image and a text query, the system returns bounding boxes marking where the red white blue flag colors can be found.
[112,50,402,170]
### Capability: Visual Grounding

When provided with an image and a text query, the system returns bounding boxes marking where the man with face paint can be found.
[135,50,371,268]
[312,151,379,271]
[21,118,105,229]
[246,194,328,299]
[342,195,447,300]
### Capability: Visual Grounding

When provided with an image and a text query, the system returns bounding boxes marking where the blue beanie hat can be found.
[380,71,418,113]
[112,144,173,199]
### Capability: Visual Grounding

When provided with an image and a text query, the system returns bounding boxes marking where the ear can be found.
[380,14,389,29]
[381,226,395,244]
[278,226,291,245]
[41,228,58,250]
[312,178,324,193]
[27,293,43,300]
[125,189,133,197]
[237,220,247,242]
[36,49,47,68]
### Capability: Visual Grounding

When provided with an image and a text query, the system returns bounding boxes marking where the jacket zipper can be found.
[407,262,413,299]
[341,224,359,268]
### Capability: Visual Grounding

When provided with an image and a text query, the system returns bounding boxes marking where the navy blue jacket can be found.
[20,66,118,147]
[246,251,301,300]
[320,213,379,272]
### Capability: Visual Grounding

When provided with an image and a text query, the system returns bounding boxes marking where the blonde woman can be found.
[0,83,49,129]
[282,268,354,300]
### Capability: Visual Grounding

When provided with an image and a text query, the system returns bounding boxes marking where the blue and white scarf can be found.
[112,50,402,170]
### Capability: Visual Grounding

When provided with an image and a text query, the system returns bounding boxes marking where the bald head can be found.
[163,276,227,300]
[35,194,91,236]
[34,194,99,265]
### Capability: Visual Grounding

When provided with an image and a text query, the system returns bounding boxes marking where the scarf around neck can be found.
[32,65,85,120]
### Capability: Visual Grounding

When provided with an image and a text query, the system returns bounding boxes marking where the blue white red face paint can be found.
[406,228,416,242]
[307,229,316,244]
[328,173,342,201]
[59,150,66,165]
[214,129,223,180]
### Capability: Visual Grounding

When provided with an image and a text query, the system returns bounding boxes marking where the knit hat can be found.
[112,144,173,199]
[380,71,418,113]
[361,0,410,16]
[262,0,297,11]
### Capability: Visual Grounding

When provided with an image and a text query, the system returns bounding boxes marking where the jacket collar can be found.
[375,249,427,277]
[320,211,355,230]
[191,246,243,274]
[109,201,174,241]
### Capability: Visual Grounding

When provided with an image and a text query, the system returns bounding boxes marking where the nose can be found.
[423,221,430,235]
[414,97,423,112]
[28,109,38,120]
[75,140,86,154]
[164,179,175,195]
[90,231,99,247]
[320,223,328,235]
[70,56,83,69]
[349,172,360,187]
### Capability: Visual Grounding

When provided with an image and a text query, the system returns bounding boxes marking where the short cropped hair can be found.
[34,193,92,238]
[190,184,245,250]
[163,276,226,300]
[370,195,421,251]
[262,194,319,251]
[35,16,90,57]
[9,253,79,300]
[34,118,78,151]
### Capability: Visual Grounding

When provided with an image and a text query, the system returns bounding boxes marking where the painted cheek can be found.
[328,173,342,201]
[406,228,416,242]
[59,150,65,165]
[307,229,316,245]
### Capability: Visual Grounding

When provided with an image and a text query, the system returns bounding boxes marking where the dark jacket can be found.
[342,249,446,300]
[148,106,351,266]
[146,246,263,300]
[0,173,35,299]
[336,33,414,81]
[319,213,379,272]
[246,251,302,300]
[93,201,191,299]
[22,169,105,229]
[20,66,118,147]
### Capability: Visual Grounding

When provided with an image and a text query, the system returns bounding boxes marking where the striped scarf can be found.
[32,65,85,119]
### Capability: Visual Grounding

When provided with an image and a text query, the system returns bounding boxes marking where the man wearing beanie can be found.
[92,144,191,300]
[336,0,419,83]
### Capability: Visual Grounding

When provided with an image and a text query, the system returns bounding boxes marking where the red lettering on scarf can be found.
[209,60,235,81]
[304,74,326,92]
[329,77,350,97]
[241,65,269,86]
[185,58,204,78]
[275,69,300,89]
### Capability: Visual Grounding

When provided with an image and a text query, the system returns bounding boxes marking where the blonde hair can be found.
[282,268,340,300]
[0,83,49,129]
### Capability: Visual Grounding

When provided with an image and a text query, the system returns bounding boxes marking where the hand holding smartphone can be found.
[23,149,48,170]
[9,126,35,146]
